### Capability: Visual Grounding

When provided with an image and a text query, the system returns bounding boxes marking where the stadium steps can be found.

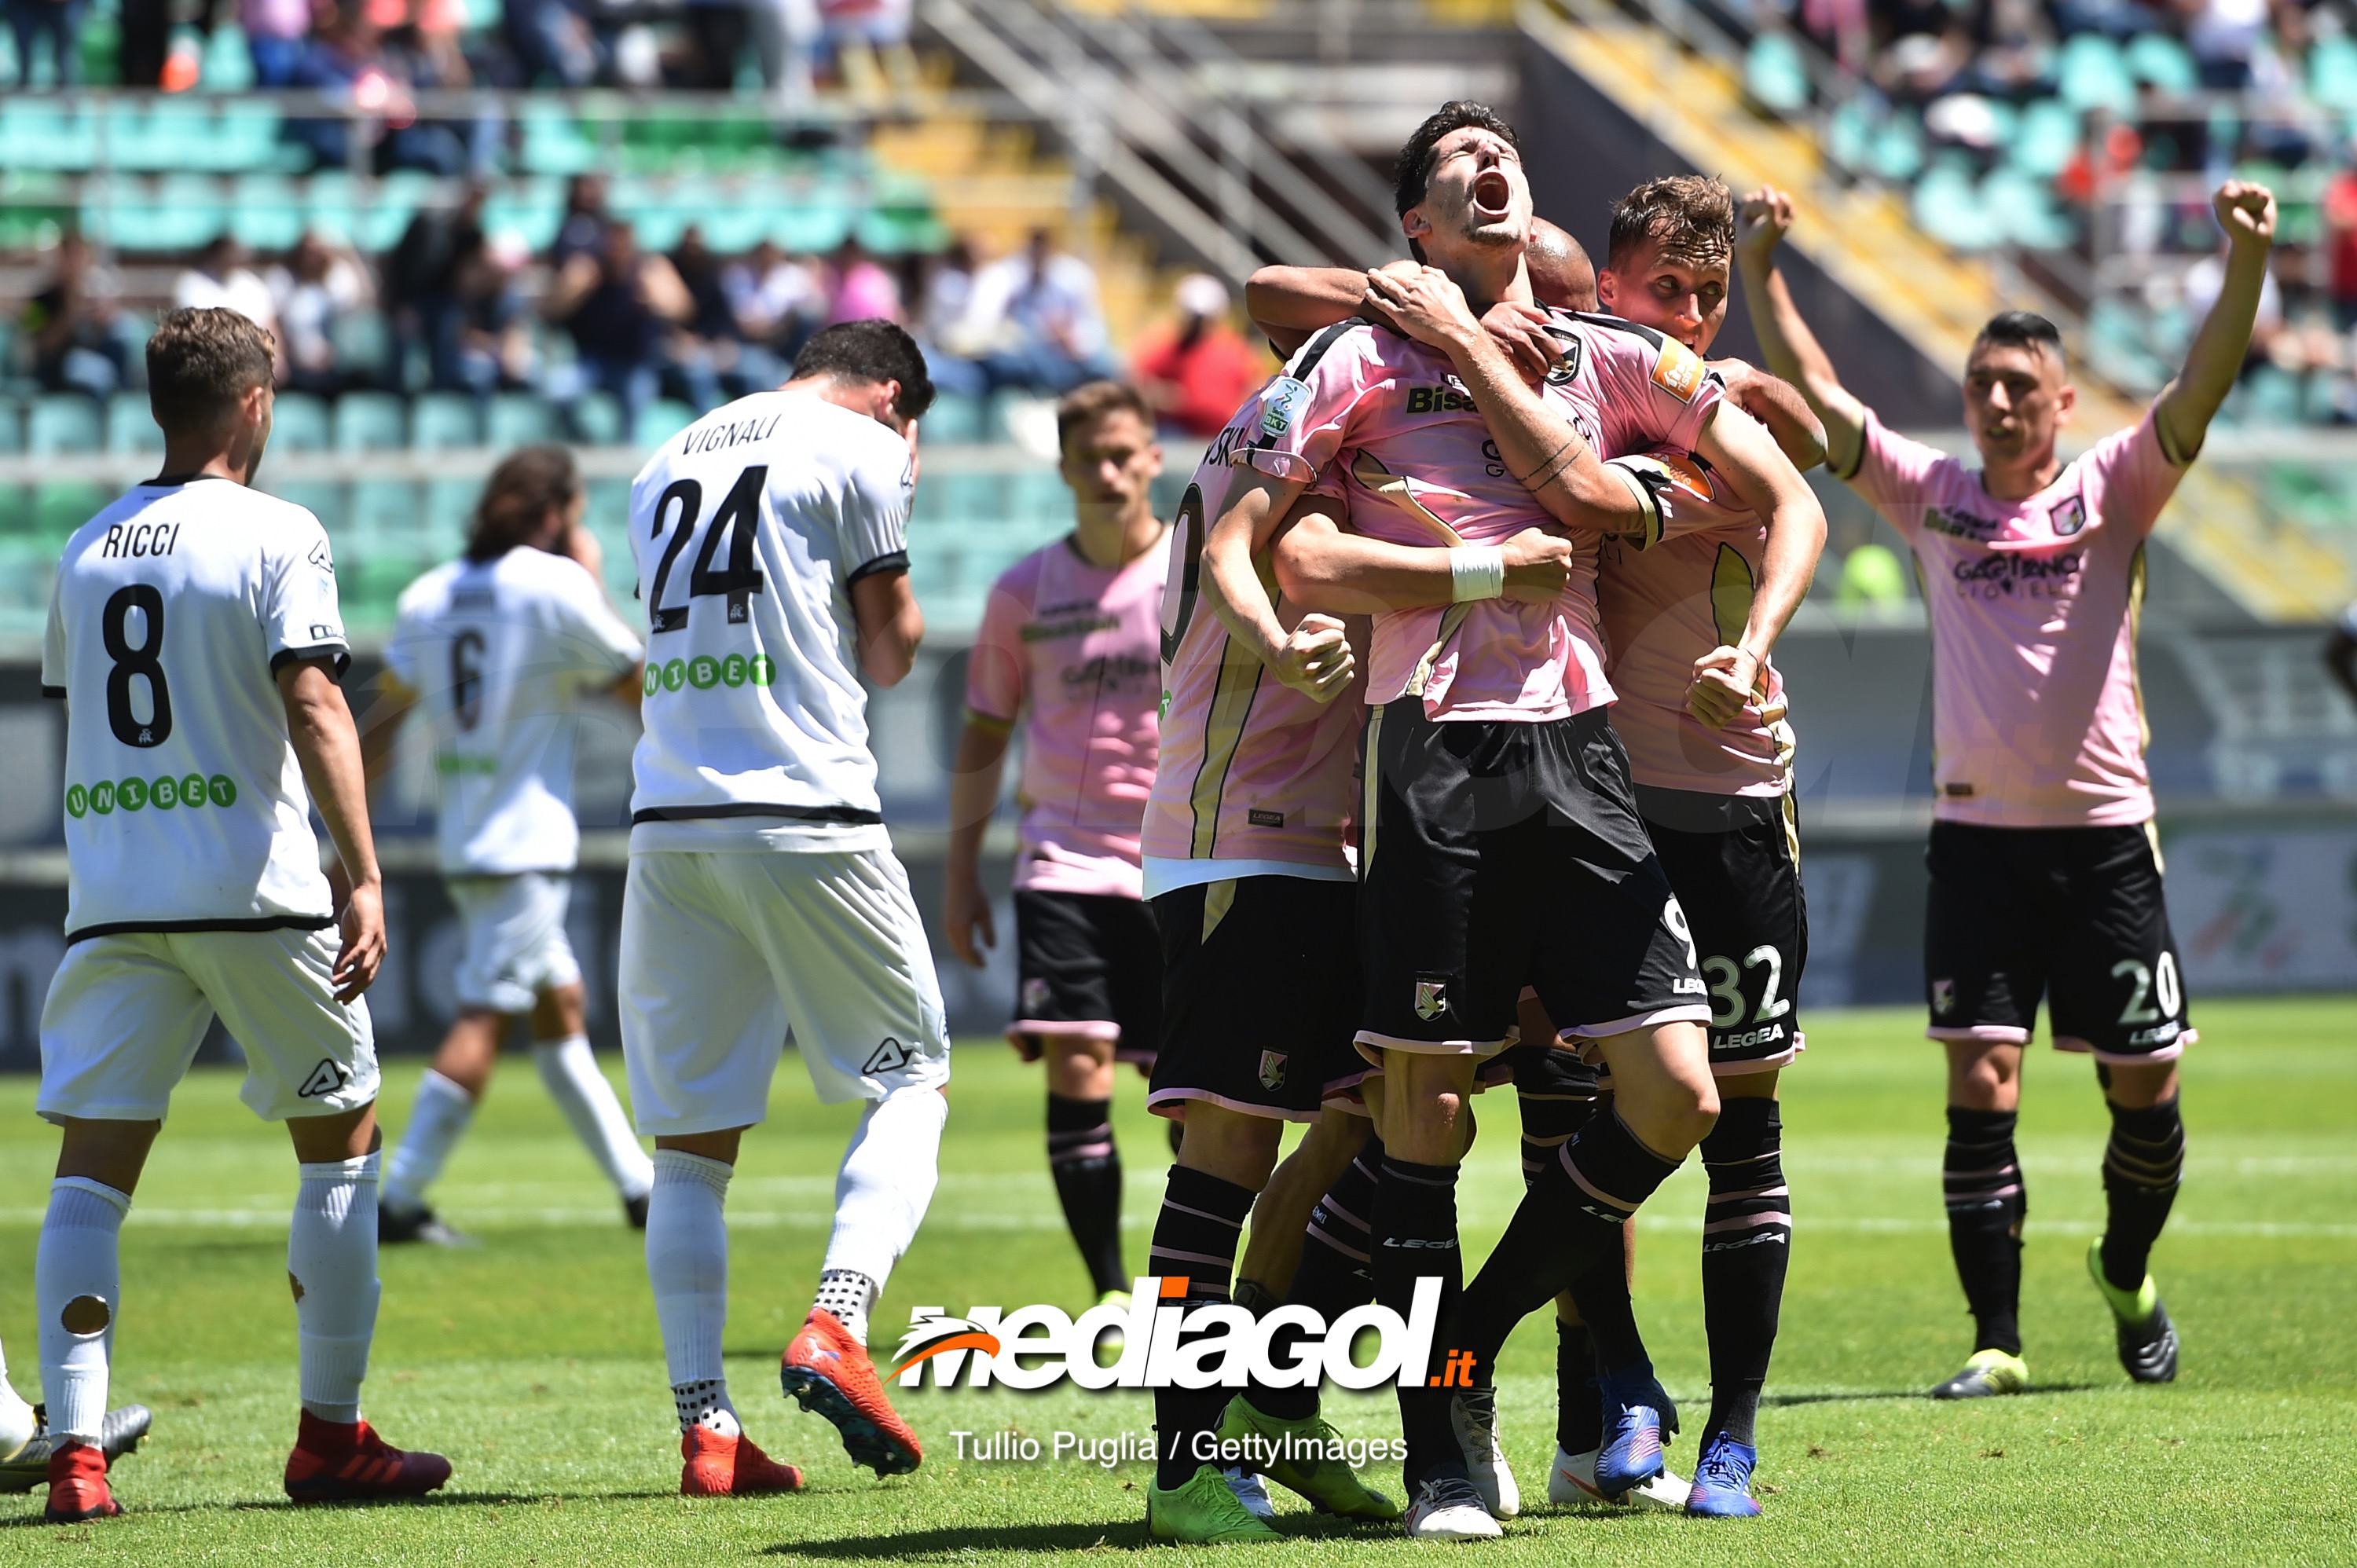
[1520,0,2357,622]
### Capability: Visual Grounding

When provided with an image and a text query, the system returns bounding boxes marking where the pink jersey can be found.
[966,533,1168,897]
[1142,365,1365,882]
[1242,316,1721,721]
[1597,444,1794,796]
[1846,408,2187,826]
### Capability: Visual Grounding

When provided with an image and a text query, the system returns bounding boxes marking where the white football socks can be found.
[382,1069,474,1216]
[0,1335,36,1460]
[36,1178,127,1447]
[532,1036,654,1203]
[289,1152,381,1425]
[814,1087,945,1346]
[648,1150,733,1431]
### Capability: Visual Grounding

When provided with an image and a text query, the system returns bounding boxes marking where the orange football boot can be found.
[680,1427,806,1497]
[284,1412,453,1502]
[44,1442,120,1522]
[779,1310,921,1476]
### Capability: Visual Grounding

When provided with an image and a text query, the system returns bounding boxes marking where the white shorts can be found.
[38,925,379,1123]
[619,848,951,1137]
[448,872,581,1014]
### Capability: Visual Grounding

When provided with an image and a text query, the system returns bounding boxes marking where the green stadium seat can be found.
[27,395,100,456]
[519,104,599,176]
[2008,99,2081,180]
[266,479,345,529]
[357,171,436,252]
[0,101,96,171]
[569,393,625,446]
[770,195,856,255]
[271,392,331,452]
[306,170,359,244]
[200,23,258,93]
[409,391,482,450]
[2311,35,2357,110]
[2240,366,2304,427]
[145,100,218,171]
[0,535,60,629]
[2126,33,2198,93]
[104,392,162,455]
[0,485,31,537]
[1912,160,1992,251]
[35,482,108,540]
[425,478,478,546]
[0,401,21,456]
[2085,298,2170,397]
[924,392,986,444]
[2057,35,2136,116]
[1744,32,1811,115]
[635,398,696,449]
[330,310,393,381]
[334,392,408,453]
[229,174,305,251]
[1867,112,1925,183]
[1982,168,2073,251]
[487,393,559,449]
[1825,100,1874,172]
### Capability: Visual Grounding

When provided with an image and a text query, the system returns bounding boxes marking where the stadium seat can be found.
[2125,33,2198,93]
[267,479,346,529]
[200,23,259,93]
[2311,35,2357,109]
[568,393,625,446]
[271,392,332,452]
[409,392,482,450]
[330,310,394,382]
[334,392,409,453]
[487,393,560,449]
[2008,99,2082,179]
[1868,112,1926,183]
[1825,99,1875,173]
[104,392,162,455]
[519,104,600,176]
[635,398,697,449]
[0,485,30,538]
[924,392,987,444]
[0,401,21,456]
[1981,168,2073,251]
[306,170,359,244]
[2057,35,2136,116]
[425,478,478,548]
[0,100,96,170]
[1912,159,1993,251]
[1745,32,1812,115]
[229,174,305,251]
[2086,297,2171,395]
[35,482,108,540]
[27,395,100,456]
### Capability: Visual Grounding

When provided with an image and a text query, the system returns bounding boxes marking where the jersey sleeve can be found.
[1236,326,1383,486]
[840,430,916,585]
[1590,324,1726,456]
[1837,409,1953,544]
[963,554,1034,727]
[41,573,65,699]
[551,559,647,678]
[2083,407,2188,540]
[263,510,351,676]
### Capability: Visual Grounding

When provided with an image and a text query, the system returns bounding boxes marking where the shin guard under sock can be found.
[1373,1156,1463,1491]
[1699,1097,1790,1446]
[2100,1097,2183,1293]
[1149,1165,1254,1490]
[1944,1107,2025,1356]
[1047,1094,1127,1296]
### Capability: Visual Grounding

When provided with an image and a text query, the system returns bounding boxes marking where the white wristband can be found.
[1448,544,1506,603]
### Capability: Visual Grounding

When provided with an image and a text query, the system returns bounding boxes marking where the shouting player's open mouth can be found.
[1471,167,1514,224]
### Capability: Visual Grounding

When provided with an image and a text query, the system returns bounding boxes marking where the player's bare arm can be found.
[279,658,385,1002]
[1205,470,1356,702]
[1363,265,1644,533]
[2155,181,2278,463]
[356,671,416,797]
[1248,262,1563,385]
[1687,402,1828,727]
[851,568,922,687]
[1710,357,1827,471]
[1271,496,1574,614]
[1735,187,1867,475]
[943,712,1011,966]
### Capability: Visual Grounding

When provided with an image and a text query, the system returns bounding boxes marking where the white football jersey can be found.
[625,388,915,852]
[42,477,348,941]
[385,547,643,876]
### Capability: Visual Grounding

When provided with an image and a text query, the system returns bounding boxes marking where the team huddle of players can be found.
[17,91,2271,1541]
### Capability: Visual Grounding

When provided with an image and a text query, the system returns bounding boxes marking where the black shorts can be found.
[1011,889,1162,1065]
[1477,1038,1604,1098]
[1356,703,1709,1060]
[1924,821,2194,1064]
[1147,874,1362,1123]
[1640,786,1809,1079]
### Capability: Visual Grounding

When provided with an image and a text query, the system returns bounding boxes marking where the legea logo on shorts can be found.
[893,1276,1442,1391]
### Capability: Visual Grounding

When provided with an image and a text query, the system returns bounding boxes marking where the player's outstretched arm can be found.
[1272,497,1573,614]
[2157,181,2278,463]
[1688,403,1828,727]
[280,659,385,1002]
[1246,266,1373,356]
[1735,188,1866,476]
[1711,357,1827,471]
[1363,266,1644,535]
[1207,471,1356,702]
[852,568,923,687]
[944,716,1011,966]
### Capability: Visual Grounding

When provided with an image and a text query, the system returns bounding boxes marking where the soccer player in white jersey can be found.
[35,307,449,1522]
[944,381,1168,1308]
[1738,179,2275,1398]
[620,319,949,1497]
[368,446,653,1245]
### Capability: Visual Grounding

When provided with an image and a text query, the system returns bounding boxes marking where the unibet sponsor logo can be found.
[68,774,236,819]
[651,653,774,696]
[892,1276,1443,1391]
[688,655,722,690]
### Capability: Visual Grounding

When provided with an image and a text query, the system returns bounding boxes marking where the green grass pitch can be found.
[0,997,2351,1565]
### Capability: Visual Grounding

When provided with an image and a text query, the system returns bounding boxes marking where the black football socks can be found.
[1944,1106,2026,1356]
[1556,1320,1603,1454]
[1248,1134,1384,1424]
[1047,1094,1128,1298]
[1699,1097,1791,1447]
[2099,1096,2185,1293]
[1373,1155,1464,1490]
[1149,1164,1255,1490]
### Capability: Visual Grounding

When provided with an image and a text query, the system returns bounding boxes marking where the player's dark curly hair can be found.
[1606,174,1736,272]
[146,306,274,437]
[1393,101,1521,217]
[467,445,581,563]
[1976,310,2066,372]
[791,318,937,423]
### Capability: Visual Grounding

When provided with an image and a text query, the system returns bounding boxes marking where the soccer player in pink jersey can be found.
[944,381,1169,1310]
[1201,101,1824,1540]
[1737,178,2278,1399]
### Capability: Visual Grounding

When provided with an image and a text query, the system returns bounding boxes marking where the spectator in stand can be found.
[270,232,376,397]
[2325,162,2357,330]
[724,239,828,362]
[551,174,611,270]
[2179,0,2270,89]
[951,229,1119,397]
[386,183,489,393]
[1127,273,1264,440]
[915,237,985,396]
[504,0,605,86]
[291,5,473,175]
[5,0,84,86]
[825,235,903,324]
[20,233,140,401]
[242,0,314,86]
[447,232,540,400]
[669,225,780,405]
[545,219,696,431]
[174,237,280,347]
[747,0,818,104]
[370,0,474,85]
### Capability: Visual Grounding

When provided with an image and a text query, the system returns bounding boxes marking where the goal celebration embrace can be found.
[2,46,2348,1564]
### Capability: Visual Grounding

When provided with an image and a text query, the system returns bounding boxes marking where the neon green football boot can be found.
[1930,1347,2029,1400]
[1215,1396,1400,1520]
[2088,1236,2179,1383]
[1147,1463,1283,1544]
